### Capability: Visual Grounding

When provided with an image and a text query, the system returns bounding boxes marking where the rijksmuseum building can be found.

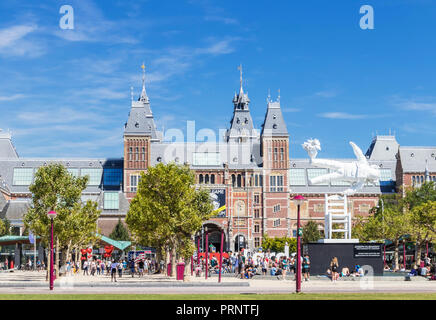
[1,68,436,252]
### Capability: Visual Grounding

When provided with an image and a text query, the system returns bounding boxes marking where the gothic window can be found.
[130,175,138,192]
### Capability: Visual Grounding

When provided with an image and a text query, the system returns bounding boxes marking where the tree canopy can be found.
[109,218,130,242]
[23,164,101,268]
[262,234,297,254]
[302,221,321,244]
[126,163,214,268]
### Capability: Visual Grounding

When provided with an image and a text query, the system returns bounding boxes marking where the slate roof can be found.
[0,158,123,194]
[399,146,436,172]
[261,100,288,137]
[365,135,399,161]
[0,200,30,222]
[0,131,18,159]
[124,100,160,140]
[148,141,263,169]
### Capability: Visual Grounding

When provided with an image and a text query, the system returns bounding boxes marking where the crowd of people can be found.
[194,252,312,281]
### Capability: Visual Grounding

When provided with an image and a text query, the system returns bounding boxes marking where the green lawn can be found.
[0,293,435,300]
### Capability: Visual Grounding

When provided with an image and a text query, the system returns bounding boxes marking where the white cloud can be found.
[399,100,436,115]
[318,112,368,120]
[315,89,338,98]
[204,16,239,25]
[0,24,43,57]
[0,94,26,101]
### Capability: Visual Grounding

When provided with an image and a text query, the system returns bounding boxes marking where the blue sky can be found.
[1,0,436,159]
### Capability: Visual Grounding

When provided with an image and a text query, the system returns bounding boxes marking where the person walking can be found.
[83,260,89,276]
[302,254,310,281]
[129,259,136,277]
[138,259,144,277]
[118,260,123,278]
[330,257,339,282]
[110,260,118,282]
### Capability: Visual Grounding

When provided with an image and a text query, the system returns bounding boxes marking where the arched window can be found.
[129,147,133,161]
[232,174,236,187]
[237,174,242,188]
[135,147,139,161]
[199,174,203,184]
[142,147,145,161]
[421,176,424,183]
[205,174,209,184]
[211,174,215,184]
[412,176,415,185]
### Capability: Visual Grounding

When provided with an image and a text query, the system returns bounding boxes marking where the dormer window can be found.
[135,122,139,128]
[236,118,240,124]
[273,124,278,129]
[245,118,248,124]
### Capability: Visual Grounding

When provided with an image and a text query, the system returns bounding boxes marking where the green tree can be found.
[109,218,130,241]
[353,193,410,270]
[23,164,101,277]
[0,218,10,236]
[126,163,214,278]
[403,182,436,266]
[262,234,297,255]
[302,221,321,243]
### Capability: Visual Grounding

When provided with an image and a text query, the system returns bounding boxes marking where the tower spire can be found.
[238,64,243,95]
[139,62,149,102]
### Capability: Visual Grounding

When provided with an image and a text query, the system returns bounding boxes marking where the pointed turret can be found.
[261,92,288,137]
[226,65,258,143]
[124,64,159,140]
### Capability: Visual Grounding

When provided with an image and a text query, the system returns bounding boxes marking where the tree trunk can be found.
[165,248,170,275]
[171,246,177,277]
[46,246,50,281]
[184,255,191,282]
[415,240,422,268]
[394,239,399,271]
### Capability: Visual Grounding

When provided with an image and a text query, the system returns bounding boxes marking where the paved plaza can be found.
[0,270,434,295]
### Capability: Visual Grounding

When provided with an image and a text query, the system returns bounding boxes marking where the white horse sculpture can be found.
[302,139,380,195]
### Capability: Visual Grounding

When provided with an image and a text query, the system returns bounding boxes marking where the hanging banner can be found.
[210,189,226,217]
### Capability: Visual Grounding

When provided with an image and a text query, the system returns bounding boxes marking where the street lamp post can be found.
[47,210,57,291]
[292,195,305,293]
[205,227,208,280]
[219,229,224,283]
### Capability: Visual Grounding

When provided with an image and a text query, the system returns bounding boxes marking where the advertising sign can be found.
[210,189,226,217]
